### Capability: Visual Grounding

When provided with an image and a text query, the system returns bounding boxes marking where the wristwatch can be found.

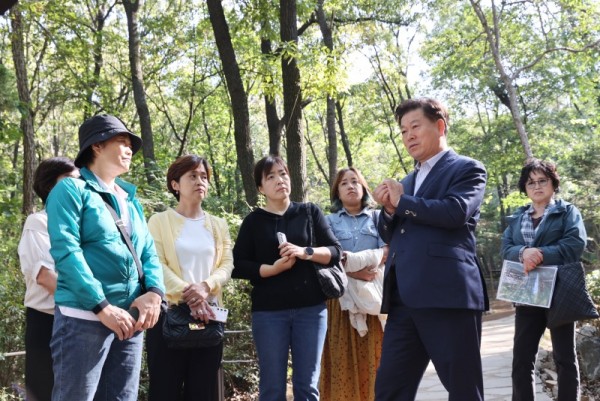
[304,247,314,261]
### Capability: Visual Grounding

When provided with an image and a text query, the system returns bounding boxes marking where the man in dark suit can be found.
[372,98,488,401]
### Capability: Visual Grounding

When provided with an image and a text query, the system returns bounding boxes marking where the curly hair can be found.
[517,158,560,194]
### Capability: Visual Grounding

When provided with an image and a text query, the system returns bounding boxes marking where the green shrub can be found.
[0,210,26,392]
[587,269,600,305]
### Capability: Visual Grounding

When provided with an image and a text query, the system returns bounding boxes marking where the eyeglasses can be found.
[526,178,550,189]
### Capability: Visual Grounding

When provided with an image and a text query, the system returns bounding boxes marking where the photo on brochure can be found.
[496,260,558,308]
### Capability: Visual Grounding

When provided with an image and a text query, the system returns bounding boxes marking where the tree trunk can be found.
[336,101,352,168]
[207,0,259,207]
[85,3,107,119]
[10,6,36,216]
[470,0,533,159]
[123,0,157,184]
[202,109,222,198]
[280,0,306,202]
[261,38,283,156]
[316,1,337,187]
[325,98,336,185]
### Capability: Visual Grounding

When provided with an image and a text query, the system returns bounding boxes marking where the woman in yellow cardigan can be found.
[146,155,234,401]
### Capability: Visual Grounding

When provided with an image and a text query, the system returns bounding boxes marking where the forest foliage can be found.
[1,0,599,398]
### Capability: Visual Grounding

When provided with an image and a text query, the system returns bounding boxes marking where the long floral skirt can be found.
[319,299,384,401]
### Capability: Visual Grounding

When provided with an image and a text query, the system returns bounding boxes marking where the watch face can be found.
[306,247,314,255]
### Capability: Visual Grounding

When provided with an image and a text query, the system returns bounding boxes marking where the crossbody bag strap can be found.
[103,199,147,293]
[305,203,315,247]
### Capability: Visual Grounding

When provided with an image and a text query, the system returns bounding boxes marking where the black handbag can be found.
[305,204,347,299]
[162,303,225,349]
[546,262,599,329]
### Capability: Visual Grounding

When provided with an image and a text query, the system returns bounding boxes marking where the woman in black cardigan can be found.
[232,155,342,401]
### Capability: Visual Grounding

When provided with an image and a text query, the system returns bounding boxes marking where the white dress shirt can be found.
[413,149,449,195]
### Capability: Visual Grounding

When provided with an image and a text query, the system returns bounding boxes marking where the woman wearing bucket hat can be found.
[46,114,165,401]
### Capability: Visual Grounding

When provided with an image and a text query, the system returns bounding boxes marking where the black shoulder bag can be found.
[547,262,599,329]
[305,203,347,299]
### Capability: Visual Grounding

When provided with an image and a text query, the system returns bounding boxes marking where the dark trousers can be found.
[146,313,223,401]
[375,303,484,401]
[512,305,579,401]
[25,307,54,401]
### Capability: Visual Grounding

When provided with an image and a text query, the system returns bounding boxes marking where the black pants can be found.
[146,313,223,401]
[375,285,484,401]
[512,305,579,401]
[25,307,54,401]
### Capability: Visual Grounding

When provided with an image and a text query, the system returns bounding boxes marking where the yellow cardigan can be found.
[147,208,233,305]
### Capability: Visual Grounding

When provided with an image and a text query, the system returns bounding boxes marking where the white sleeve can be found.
[18,215,54,281]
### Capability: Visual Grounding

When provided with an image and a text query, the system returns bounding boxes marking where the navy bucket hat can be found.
[74,114,143,168]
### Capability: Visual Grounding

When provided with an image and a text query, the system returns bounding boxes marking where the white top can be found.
[175,215,216,302]
[94,172,131,235]
[18,211,55,314]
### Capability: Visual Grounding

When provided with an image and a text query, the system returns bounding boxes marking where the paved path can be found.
[416,313,552,401]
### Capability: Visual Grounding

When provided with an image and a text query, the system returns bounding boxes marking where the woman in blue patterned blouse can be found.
[320,167,388,401]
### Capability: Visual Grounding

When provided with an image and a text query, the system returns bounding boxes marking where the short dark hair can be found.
[166,155,212,201]
[254,155,289,189]
[517,158,560,194]
[330,167,376,212]
[76,146,95,168]
[33,157,78,204]
[394,98,449,134]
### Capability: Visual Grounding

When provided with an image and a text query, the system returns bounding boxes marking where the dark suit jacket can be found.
[379,149,489,312]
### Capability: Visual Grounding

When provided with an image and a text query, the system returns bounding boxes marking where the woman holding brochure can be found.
[501,158,587,401]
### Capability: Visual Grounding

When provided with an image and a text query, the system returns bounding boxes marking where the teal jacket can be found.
[501,199,587,265]
[47,167,165,312]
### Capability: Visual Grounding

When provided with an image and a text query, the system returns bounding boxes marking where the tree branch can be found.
[512,39,600,78]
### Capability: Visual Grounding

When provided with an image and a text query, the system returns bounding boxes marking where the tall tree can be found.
[261,37,284,156]
[10,5,36,216]
[468,0,532,159]
[83,0,116,119]
[122,0,156,184]
[207,0,258,207]
[280,0,306,201]
[467,0,600,159]
[315,0,337,187]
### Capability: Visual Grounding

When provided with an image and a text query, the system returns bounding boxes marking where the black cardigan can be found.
[232,202,342,311]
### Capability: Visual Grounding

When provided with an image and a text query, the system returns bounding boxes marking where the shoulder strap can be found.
[103,199,146,292]
[305,203,315,247]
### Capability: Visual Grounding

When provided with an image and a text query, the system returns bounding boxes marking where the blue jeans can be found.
[252,302,327,401]
[50,307,143,401]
